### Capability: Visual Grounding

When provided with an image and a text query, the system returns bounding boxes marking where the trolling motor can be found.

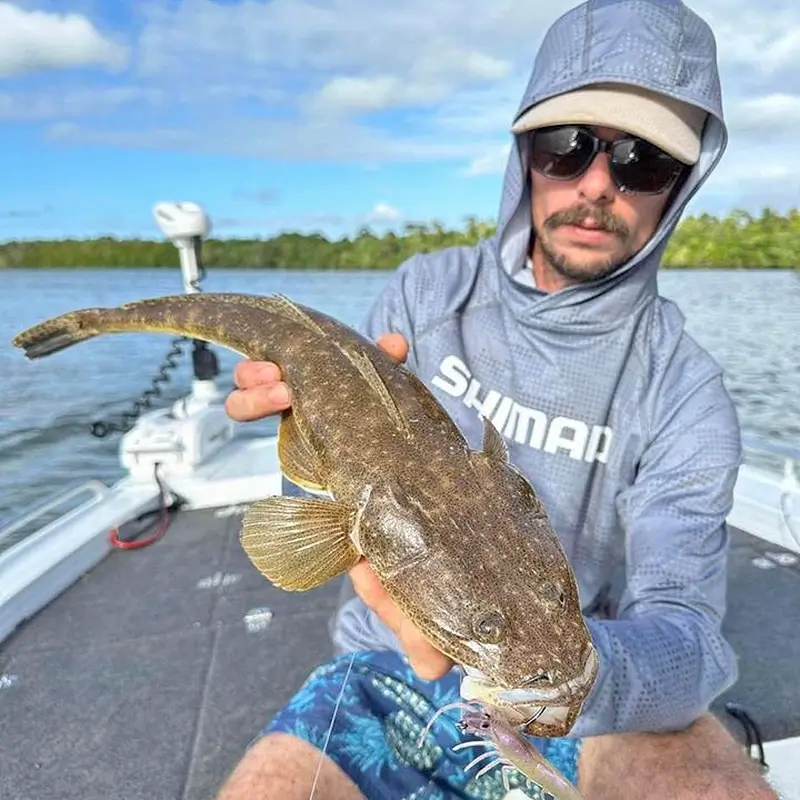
[114,202,236,479]
[153,201,209,294]
[152,201,220,405]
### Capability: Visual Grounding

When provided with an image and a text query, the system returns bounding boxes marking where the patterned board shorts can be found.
[260,650,581,800]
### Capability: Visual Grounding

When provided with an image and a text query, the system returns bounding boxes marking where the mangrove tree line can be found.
[1,208,798,269]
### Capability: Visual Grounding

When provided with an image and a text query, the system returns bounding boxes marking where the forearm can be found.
[569,610,737,737]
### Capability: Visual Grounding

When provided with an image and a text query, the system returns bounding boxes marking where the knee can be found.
[244,731,311,764]
[577,713,779,800]
[216,733,365,800]
[216,733,305,797]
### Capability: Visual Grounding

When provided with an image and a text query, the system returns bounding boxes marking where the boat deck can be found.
[1,506,798,799]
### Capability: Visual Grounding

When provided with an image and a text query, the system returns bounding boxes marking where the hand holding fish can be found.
[226,332,410,421]
[350,559,454,680]
[225,331,456,681]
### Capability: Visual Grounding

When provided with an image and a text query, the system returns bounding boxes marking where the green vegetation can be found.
[1,208,798,269]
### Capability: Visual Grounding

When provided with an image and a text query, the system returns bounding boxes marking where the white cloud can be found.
[365,203,402,224]
[463,144,512,176]
[0,86,165,121]
[43,114,494,165]
[725,93,800,137]
[136,0,542,79]
[310,76,441,114]
[131,1,800,173]
[431,84,522,136]
[695,2,800,75]
[308,62,509,115]
[0,2,128,76]
[6,0,800,214]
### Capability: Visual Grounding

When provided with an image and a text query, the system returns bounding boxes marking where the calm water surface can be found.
[1,267,798,541]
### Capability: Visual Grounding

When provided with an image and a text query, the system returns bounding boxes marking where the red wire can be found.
[108,495,172,550]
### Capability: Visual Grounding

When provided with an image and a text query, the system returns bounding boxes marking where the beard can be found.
[535,203,634,284]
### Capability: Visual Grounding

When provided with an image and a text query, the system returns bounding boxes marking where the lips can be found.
[566,222,612,235]
[460,645,598,707]
[458,647,598,736]
[498,647,598,704]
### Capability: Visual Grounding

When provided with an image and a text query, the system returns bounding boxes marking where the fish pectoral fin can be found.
[481,414,508,462]
[278,411,327,492]
[239,496,360,591]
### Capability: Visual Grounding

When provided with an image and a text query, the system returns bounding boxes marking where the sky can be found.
[1,0,800,242]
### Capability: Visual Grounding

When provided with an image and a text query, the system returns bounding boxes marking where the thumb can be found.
[376,332,409,364]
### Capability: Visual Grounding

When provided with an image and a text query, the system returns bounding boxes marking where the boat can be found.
[0,202,797,800]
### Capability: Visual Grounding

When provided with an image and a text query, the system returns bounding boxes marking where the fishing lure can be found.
[418,700,584,799]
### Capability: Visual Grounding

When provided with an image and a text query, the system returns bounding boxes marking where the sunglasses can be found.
[528,125,686,195]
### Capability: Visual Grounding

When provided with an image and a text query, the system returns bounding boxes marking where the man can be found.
[217,0,779,798]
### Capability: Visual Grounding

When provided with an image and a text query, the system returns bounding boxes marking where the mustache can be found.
[544,205,629,238]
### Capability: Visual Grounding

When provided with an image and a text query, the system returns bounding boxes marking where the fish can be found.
[12,292,598,736]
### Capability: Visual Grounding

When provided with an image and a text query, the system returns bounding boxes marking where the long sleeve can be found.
[569,373,742,736]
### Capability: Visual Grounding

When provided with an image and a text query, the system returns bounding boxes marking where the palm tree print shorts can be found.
[260,650,581,800]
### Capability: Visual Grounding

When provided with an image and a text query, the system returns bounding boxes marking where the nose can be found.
[576,152,615,204]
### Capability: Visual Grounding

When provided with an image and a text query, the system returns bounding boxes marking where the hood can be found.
[493,0,727,327]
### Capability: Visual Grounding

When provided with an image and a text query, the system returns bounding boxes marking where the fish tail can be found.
[12,293,326,362]
[13,309,111,359]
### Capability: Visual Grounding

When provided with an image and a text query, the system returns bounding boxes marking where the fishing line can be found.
[306,596,480,798]
[308,651,358,798]
[307,585,376,800]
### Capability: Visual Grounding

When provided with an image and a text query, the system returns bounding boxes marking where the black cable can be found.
[725,702,768,772]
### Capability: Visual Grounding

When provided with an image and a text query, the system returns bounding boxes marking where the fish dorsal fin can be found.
[341,346,411,439]
[482,415,508,462]
[269,294,326,335]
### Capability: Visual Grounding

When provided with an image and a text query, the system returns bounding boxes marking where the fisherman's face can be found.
[529,125,683,288]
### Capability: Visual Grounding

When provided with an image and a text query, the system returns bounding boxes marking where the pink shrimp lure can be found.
[418,700,585,800]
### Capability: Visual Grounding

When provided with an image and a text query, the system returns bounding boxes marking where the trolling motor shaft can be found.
[153,201,219,384]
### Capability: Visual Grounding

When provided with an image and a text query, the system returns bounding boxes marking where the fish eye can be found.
[473,610,506,644]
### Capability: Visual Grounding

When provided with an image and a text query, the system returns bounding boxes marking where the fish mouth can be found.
[461,645,598,708]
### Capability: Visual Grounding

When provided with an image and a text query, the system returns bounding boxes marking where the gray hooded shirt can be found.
[329,0,742,737]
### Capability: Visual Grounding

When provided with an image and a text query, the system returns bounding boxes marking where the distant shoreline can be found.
[2,209,799,269]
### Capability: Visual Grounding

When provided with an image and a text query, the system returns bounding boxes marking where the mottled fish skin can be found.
[12,292,598,735]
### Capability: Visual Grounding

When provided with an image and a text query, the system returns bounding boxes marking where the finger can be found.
[349,561,453,680]
[400,621,454,680]
[233,360,283,390]
[349,560,398,628]
[376,333,409,364]
[225,383,291,421]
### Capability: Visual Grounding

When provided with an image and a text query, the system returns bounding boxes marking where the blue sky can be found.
[1,0,799,242]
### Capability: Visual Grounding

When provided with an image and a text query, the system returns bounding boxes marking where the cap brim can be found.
[511,84,707,165]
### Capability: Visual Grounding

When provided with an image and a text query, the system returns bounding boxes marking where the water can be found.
[1,267,798,543]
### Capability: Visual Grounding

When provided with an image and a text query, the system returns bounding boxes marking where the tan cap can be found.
[511,83,708,165]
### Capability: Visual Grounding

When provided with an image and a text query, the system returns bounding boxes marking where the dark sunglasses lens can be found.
[611,138,683,193]
[530,127,594,180]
